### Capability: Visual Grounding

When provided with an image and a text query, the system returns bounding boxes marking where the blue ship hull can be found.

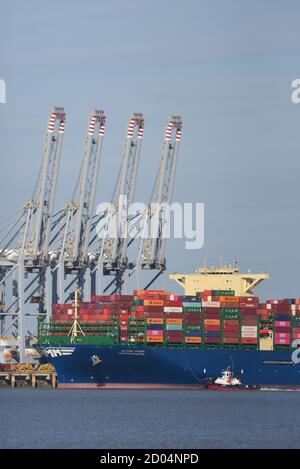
[40,344,300,389]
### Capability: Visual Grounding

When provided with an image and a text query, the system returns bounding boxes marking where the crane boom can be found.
[138,116,182,270]
[72,110,106,263]
[54,110,106,302]
[25,107,66,261]
[100,113,144,270]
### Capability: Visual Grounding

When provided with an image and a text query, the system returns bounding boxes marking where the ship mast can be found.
[68,288,85,343]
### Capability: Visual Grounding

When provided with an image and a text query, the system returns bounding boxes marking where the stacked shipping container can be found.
[45,290,300,350]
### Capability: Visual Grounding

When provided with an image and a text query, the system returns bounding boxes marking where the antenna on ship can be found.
[68,288,85,343]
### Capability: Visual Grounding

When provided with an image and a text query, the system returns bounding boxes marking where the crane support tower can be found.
[0,107,66,362]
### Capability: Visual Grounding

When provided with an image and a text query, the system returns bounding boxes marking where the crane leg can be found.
[58,258,65,304]
[98,259,104,295]
[18,258,26,363]
[45,266,52,322]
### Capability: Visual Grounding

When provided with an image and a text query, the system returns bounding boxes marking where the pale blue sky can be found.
[1,0,300,298]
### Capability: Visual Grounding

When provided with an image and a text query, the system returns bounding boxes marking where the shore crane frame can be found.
[0,107,66,362]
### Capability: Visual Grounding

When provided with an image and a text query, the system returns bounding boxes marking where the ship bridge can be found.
[169,265,269,296]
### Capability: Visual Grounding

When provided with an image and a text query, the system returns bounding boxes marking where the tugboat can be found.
[204,367,260,391]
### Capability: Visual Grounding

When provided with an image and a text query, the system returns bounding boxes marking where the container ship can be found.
[37,265,300,389]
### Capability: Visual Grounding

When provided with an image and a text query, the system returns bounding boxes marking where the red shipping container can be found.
[239,302,258,309]
[241,314,257,320]
[166,330,182,336]
[240,309,257,315]
[204,338,221,344]
[292,333,300,339]
[271,304,291,311]
[184,318,202,325]
[239,296,259,304]
[275,332,290,339]
[220,302,239,308]
[223,338,239,344]
[241,338,257,344]
[165,312,182,318]
[164,300,182,307]
[274,326,290,333]
[292,327,300,334]
[222,325,240,332]
[145,312,164,318]
[184,313,202,319]
[222,331,239,338]
[274,338,290,345]
[202,307,220,314]
[204,325,220,332]
[223,320,239,326]
[241,321,257,327]
[147,330,164,337]
[144,306,164,312]
[274,321,290,328]
[203,314,220,320]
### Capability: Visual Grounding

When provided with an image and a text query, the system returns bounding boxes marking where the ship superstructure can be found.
[170,263,269,297]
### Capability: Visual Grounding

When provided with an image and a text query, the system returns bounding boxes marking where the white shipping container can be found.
[241,326,257,332]
[241,332,257,338]
[202,301,220,308]
[164,307,183,313]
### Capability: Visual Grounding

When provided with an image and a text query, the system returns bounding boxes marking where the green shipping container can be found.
[182,307,202,313]
[221,308,240,314]
[166,324,183,331]
[212,290,235,296]
[183,325,201,330]
[182,301,202,308]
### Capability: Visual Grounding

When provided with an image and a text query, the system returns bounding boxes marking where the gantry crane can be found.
[137,116,182,289]
[0,108,182,362]
[97,113,144,293]
[0,107,66,361]
[50,110,106,304]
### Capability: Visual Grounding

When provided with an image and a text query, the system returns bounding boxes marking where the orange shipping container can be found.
[204,319,220,326]
[219,296,240,303]
[147,318,164,325]
[143,299,164,306]
[166,318,182,325]
[185,337,201,344]
[146,336,164,343]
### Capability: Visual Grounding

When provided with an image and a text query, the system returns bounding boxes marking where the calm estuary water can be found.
[0,389,299,449]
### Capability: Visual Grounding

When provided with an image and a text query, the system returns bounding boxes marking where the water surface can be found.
[0,389,299,448]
